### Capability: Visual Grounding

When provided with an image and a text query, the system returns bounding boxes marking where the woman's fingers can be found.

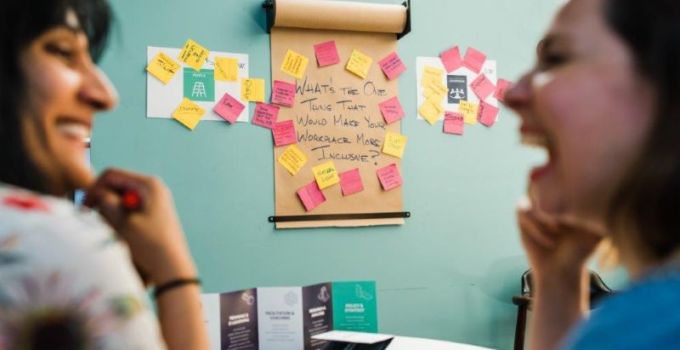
[517,208,558,249]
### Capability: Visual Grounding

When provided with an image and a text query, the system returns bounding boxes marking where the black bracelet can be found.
[153,278,201,299]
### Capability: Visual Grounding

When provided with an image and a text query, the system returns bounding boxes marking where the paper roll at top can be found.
[273,0,407,34]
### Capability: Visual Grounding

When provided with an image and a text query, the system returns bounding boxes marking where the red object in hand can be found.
[122,190,142,211]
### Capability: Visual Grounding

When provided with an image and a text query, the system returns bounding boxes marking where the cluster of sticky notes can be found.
[278,145,307,176]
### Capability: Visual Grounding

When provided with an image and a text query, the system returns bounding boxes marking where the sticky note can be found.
[281,49,309,79]
[378,97,405,124]
[478,100,500,127]
[443,112,464,135]
[458,100,479,125]
[423,66,444,77]
[470,74,496,100]
[146,52,180,84]
[346,50,372,79]
[424,82,448,100]
[418,101,444,125]
[440,46,463,72]
[278,144,307,175]
[252,103,279,129]
[272,120,297,147]
[314,40,340,67]
[495,79,512,102]
[312,161,340,190]
[382,131,407,159]
[214,57,238,82]
[241,78,265,102]
[297,181,326,212]
[272,80,296,107]
[421,66,444,88]
[178,39,210,71]
[213,92,245,124]
[339,168,364,196]
[463,47,487,74]
[172,98,205,130]
[378,52,406,80]
[377,164,402,191]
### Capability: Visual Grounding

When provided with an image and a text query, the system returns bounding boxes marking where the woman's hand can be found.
[84,168,196,286]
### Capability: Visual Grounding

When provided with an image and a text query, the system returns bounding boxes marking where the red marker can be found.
[122,189,142,211]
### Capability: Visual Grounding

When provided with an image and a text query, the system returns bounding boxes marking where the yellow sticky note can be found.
[346,49,373,79]
[312,161,340,189]
[281,50,309,79]
[382,131,408,158]
[424,82,447,99]
[278,145,308,175]
[241,78,265,102]
[172,98,206,130]
[146,52,180,84]
[424,66,444,77]
[421,74,443,88]
[458,100,479,125]
[178,39,210,71]
[419,101,444,125]
[215,57,238,82]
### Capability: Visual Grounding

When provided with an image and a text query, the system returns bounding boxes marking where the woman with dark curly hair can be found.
[0,1,208,349]
[506,0,680,348]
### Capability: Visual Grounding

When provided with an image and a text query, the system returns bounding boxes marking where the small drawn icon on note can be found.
[355,284,374,301]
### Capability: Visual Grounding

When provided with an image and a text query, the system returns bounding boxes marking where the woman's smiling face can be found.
[505,0,655,222]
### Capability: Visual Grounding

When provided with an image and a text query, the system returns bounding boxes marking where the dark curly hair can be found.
[0,0,112,194]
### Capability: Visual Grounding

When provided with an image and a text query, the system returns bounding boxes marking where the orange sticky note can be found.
[146,52,180,84]
[382,131,408,159]
[346,49,373,79]
[458,100,479,125]
[312,161,340,189]
[172,98,205,130]
[178,39,209,71]
[214,57,238,82]
[278,144,307,175]
[281,50,309,79]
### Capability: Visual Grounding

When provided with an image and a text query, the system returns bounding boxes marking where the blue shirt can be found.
[563,267,680,349]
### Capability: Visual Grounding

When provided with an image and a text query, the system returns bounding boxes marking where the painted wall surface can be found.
[93,1,623,349]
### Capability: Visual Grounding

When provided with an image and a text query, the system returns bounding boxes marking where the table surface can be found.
[386,336,495,350]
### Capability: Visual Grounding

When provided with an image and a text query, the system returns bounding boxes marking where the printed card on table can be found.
[146,52,180,84]
[242,78,265,102]
[339,168,364,196]
[257,287,304,350]
[281,49,309,80]
[272,120,297,147]
[376,164,402,191]
[278,145,307,176]
[272,80,296,107]
[440,46,463,73]
[378,97,405,124]
[443,112,464,135]
[345,49,373,79]
[215,57,239,82]
[463,47,487,74]
[178,39,210,71]
[313,41,340,67]
[297,181,326,212]
[312,161,340,190]
[331,281,378,333]
[220,289,259,350]
[382,132,407,159]
[302,283,334,350]
[378,52,406,80]
[172,98,205,130]
[252,103,279,129]
[214,92,246,124]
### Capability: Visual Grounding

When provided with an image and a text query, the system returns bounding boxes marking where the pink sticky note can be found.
[377,163,403,191]
[440,46,463,72]
[314,40,340,67]
[495,79,512,102]
[463,47,487,74]
[443,112,464,135]
[478,100,500,127]
[252,103,279,129]
[378,96,405,124]
[272,80,296,107]
[214,92,245,124]
[272,120,297,146]
[297,181,326,212]
[470,74,496,100]
[339,168,364,196]
[378,52,406,80]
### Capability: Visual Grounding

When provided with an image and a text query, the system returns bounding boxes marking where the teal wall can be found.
[92,1,608,349]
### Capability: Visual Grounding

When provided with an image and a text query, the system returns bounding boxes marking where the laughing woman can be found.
[0,1,208,349]
[506,0,680,348]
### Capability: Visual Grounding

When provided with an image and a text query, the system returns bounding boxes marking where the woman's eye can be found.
[540,52,568,69]
[45,43,75,60]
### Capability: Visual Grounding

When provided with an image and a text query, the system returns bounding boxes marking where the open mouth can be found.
[520,125,557,182]
[56,118,91,145]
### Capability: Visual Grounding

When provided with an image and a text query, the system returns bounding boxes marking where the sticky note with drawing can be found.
[241,78,265,102]
[178,39,210,71]
[146,52,180,84]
